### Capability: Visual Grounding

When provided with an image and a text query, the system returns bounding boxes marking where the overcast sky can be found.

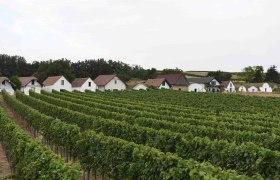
[1,0,280,72]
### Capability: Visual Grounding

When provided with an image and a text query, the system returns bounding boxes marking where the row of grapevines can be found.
[50,91,280,135]
[70,90,280,129]
[0,92,81,179]
[37,91,280,151]
[2,91,250,179]
[19,91,280,178]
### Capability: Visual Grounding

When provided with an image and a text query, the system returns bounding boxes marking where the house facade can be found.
[221,81,236,92]
[42,76,72,92]
[248,86,258,93]
[0,77,14,95]
[156,74,188,91]
[94,75,126,91]
[145,78,171,89]
[72,78,96,92]
[187,77,220,92]
[133,83,148,90]
[188,83,206,92]
[238,85,247,92]
[19,77,42,95]
[259,83,272,93]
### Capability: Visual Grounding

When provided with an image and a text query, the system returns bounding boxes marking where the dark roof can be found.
[156,74,188,86]
[221,81,230,87]
[187,77,216,84]
[19,76,39,87]
[72,78,90,87]
[145,78,167,87]
[43,76,63,86]
[0,77,9,83]
[94,75,116,86]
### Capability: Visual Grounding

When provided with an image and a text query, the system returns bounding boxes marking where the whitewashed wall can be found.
[259,83,272,93]
[73,79,97,92]
[104,77,126,91]
[21,80,42,95]
[133,84,147,90]
[188,83,206,92]
[248,86,258,92]
[224,81,236,92]
[238,86,247,92]
[0,81,15,95]
[159,81,170,89]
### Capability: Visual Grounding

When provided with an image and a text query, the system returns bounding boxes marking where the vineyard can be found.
[1,90,280,179]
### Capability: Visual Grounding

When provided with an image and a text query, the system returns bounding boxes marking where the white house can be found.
[0,77,14,95]
[145,78,171,89]
[238,85,247,92]
[248,86,258,93]
[259,83,273,93]
[188,83,206,92]
[72,77,96,92]
[132,83,148,90]
[221,81,236,92]
[19,77,42,95]
[187,77,220,92]
[94,75,126,91]
[42,76,72,92]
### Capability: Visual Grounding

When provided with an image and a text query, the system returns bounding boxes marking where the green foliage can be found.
[160,68,183,75]
[242,66,265,83]
[9,76,21,90]
[0,91,81,179]
[208,70,232,82]
[265,65,280,83]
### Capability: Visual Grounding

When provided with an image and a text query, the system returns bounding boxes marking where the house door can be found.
[230,88,232,92]
[265,88,267,92]
[194,89,197,92]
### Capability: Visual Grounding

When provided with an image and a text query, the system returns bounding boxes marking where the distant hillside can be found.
[185,71,246,81]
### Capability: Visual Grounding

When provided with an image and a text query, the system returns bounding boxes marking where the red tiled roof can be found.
[94,75,116,86]
[0,77,9,83]
[72,78,90,87]
[43,76,62,86]
[156,74,188,85]
[145,78,166,87]
[221,81,230,88]
[19,76,38,87]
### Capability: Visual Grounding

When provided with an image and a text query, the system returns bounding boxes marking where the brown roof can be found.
[0,77,9,83]
[94,75,116,86]
[72,78,90,87]
[19,76,38,87]
[221,81,230,88]
[43,76,63,86]
[145,78,166,87]
[157,74,188,86]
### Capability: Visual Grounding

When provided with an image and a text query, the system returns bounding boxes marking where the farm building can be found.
[221,81,236,92]
[187,77,220,92]
[188,83,206,92]
[259,83,272,93]
[94,75,126,91]
[238,85,247,92]
[156,74,188,91]
[19,76,42,95]
[72,77,96,92]
[248,86,258,92]
[42,76,72,92]
[145,78,171,89]
[132,83,148,90]
[0,77,14,95]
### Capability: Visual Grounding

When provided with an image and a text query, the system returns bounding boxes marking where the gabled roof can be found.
[156,74,188,86]
[43,76,63,86]
[0,77,9,84]
[72,78,91,87]
[94,75,116,86]
[187,77,216,84]
[145,78,167,87]
[19,76,39,87]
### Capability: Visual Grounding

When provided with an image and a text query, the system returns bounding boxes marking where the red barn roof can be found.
[43,76,63,86]
[94,75,116,86]
[72,78,90,87]
[19,76,39,87]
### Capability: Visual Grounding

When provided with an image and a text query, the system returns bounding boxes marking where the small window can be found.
[88,82,91,87]
[2,81,5,85]
[31,80,35,85]
[162,81,166,86]
[61,80,64,85]
[115,80,117,84]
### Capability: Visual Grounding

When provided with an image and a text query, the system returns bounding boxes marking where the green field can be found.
[2,90,280,179]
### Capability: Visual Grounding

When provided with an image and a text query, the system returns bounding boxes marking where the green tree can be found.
[161,68,183,75]
[10,76,21,90]
[208,70,232,82]
[265,65,279,83]
[242,66,264,82]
